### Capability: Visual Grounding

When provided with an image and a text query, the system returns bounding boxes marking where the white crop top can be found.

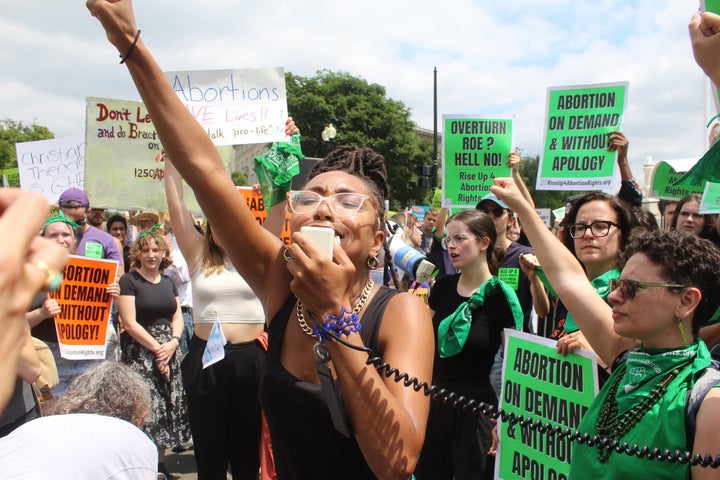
[191,259,264,324]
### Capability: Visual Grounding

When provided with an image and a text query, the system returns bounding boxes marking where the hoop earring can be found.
[367,256,379,269]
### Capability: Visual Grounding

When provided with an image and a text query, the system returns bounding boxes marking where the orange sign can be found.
[237,187,292,246]
[48,255,118,359]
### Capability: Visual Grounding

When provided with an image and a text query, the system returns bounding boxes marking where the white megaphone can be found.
[386,220,436,283]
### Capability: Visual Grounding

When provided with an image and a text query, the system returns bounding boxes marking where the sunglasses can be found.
[609,278,687,300]
[478,206,505,218]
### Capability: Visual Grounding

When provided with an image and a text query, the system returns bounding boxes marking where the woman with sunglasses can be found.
[416,210,523,480]
[492,177,720,479]
[86,2,434,478]
[543,192,640,378]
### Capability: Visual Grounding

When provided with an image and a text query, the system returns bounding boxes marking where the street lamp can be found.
[642,155,655,197]
[321,124,337,152]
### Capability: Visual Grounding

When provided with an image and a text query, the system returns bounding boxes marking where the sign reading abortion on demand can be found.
[442,115,513,208]
[496,330,598,480]
[537,82,627,191]
[165,67,288,146]
[15,136,85,203]
[48,255,118,360]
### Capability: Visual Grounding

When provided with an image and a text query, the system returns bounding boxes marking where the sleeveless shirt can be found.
[190,259,264,324]
[259,286,400,479]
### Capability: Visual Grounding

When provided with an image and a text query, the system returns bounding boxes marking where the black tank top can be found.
[259,286,399,479]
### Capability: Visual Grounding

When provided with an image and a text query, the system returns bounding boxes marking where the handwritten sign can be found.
[537,82,627,191]
[15,136,85,203]
[237,187,291,245]
[48,255,118,360]
[165,68,288,146]
[496,329,598,480]
[84,96,207,211]
[442,115,513,208]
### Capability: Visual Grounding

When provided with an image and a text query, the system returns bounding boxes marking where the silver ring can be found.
[282,248,293,262]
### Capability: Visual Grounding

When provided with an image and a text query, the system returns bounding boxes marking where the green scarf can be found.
[42,212,80,234]
[254,133,303,208]
[437,276,523,358]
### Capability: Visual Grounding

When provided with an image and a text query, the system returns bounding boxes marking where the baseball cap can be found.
[475,192,508,210]
[58,188,90,208]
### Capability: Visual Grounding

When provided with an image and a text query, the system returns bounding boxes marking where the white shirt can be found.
[0,414,158,479]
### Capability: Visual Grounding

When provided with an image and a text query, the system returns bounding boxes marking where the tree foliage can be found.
[285,71,434,210]
[231,170,249,186]
[0,119,54,170]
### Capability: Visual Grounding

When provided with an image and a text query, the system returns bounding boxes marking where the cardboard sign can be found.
[237,187,291,245]
[48,255,118,360]
[496,330,598,480]
[15,136,85,202]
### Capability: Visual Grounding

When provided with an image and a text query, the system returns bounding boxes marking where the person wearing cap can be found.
[57,188,123,364]
[57,188,123,272]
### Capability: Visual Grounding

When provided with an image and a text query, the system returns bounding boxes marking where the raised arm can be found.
[164,158,204,272]
[508,151,535,208]
[490,178,635,366]
[86,0,287,308]
[690,12,720,88]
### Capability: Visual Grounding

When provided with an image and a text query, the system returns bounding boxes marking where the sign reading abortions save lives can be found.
[496,330,598,480]
[442,115,513,208]
[15,136,85,204]
[48,256,118,360]
[537,82,627,191]
[165,67,289,147]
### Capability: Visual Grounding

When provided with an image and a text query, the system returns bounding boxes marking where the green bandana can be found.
[437,276,524,358]
[42,212,80,234]
[673,136,720,186]
[254,133,303,208]
[137,224,162,240]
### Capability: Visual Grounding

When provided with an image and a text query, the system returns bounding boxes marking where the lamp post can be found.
[321,124,337,152]
[642,155,655,197]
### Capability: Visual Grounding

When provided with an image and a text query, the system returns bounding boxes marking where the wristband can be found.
[312,306,361,344]
[171,336,181,344]
[119,30,141,64]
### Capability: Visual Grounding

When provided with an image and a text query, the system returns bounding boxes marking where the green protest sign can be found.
[649,158,705,200]
[496,330,598,480]
[442,115,513,208]
[700,181,720,214]
[537,82,627,191]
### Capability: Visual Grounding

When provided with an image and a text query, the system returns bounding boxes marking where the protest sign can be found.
[84,96,208,211]
[537,82,627,191]
[700,181,720,214]
[165,68,288,146]
[15,136,85,203]
[535,208,551,228]
[649,158,705,200]
[496,329,598,480]
[237,187,291,245]
[48,255,118,360]
[442,115,513,208]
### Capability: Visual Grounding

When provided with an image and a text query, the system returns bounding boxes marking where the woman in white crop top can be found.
[164,136,293,480]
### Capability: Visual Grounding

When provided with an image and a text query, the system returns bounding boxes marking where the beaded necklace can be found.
[296,279,374,339]
[595,363,680,463]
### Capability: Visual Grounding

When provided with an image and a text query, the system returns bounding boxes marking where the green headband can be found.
[137,224,162,240]
[42,213,80,234]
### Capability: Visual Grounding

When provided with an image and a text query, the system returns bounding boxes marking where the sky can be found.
[0,0,714,189]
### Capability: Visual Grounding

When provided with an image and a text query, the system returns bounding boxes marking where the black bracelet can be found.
[171,336,181,343]
[119,29,141,64]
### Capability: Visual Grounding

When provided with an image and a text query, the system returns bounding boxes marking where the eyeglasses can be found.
[609,278,688,300]
[441,234,474,250]
[60,203,85,209]
[287,190,371,217]
[478,206,506,218]
[567,220,619,239]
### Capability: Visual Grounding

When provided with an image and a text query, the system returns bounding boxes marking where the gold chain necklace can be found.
[296,279,374,339]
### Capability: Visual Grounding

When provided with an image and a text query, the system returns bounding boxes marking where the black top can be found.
[429,274,516,391]
[30,291,57,343]
[119,271,177,328]
[260,286,399,479]
[499,241,534,333]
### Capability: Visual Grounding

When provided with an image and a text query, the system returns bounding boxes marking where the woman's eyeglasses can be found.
[567,220,619,239]
[441,234,474,250]
[287,190,371,217]
[609,278,687,300]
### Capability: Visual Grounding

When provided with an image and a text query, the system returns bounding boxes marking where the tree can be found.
[285,71,433,210]
[231,170,249,186]
[0,119,54,170]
